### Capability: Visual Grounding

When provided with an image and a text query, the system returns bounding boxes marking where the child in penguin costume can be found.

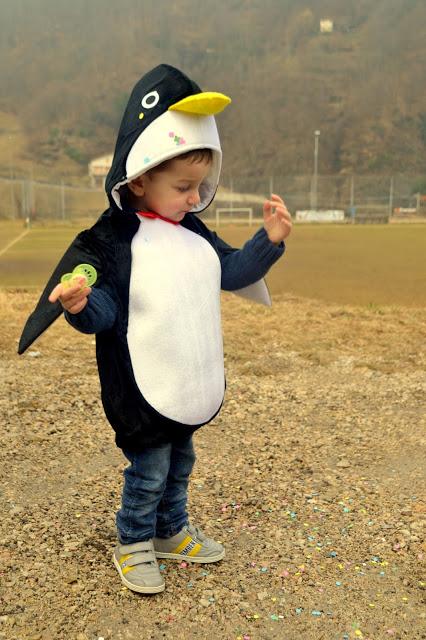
[18,64,292,594]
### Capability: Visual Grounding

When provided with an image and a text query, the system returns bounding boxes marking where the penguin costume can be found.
[18,64,285,451]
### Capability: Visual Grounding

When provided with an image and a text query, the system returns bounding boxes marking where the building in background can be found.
[320,19,334,33]
[88,154,113,188]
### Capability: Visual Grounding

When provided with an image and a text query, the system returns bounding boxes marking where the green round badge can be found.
[72,264,97,286]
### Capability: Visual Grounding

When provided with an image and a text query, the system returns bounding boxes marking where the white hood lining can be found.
[111,110,222,212]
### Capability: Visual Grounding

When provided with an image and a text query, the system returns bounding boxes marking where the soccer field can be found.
[0,220,425,306]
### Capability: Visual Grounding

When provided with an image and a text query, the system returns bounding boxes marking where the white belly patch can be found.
[127,216,225,425]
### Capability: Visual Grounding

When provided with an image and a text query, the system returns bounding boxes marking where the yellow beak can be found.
[169,92,231,116]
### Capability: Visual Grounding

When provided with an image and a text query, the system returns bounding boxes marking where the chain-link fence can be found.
[0,178,109,222]
[0,174,424,225]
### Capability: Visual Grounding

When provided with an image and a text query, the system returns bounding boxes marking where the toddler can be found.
[19,64,292,594]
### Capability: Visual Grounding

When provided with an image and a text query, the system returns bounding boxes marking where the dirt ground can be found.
[0,290,425,640]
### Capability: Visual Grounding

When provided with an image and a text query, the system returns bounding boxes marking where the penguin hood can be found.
[105,64,231,212]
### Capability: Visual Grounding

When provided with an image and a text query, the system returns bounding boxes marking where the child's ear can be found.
[128,177,145,196]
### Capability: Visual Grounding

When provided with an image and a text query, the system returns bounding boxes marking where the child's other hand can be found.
[263,194,292,245]
[48,277,91,314]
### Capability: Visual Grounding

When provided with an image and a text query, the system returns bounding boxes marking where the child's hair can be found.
[120,148,213,209]
[147,148,213,176]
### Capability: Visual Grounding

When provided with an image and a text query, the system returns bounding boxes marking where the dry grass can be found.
[1,290,425,640]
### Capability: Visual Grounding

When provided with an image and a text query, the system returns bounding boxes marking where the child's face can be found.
[129,156,212,222]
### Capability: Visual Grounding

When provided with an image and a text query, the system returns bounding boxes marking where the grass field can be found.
[0,220,425,306]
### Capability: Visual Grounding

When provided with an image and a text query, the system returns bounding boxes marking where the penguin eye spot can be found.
[141,91,160,109]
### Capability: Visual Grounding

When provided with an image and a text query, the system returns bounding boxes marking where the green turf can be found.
[1,220,425,306]
[218,224,426,307]
[0,221,31,248]
[0,223,81,288]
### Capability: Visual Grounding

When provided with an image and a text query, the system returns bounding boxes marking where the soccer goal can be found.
[214,207,254,226]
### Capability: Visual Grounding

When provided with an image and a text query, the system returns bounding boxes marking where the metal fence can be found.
[0,173,424,225]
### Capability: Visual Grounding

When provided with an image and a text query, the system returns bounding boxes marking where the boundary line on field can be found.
[0,229,30,258]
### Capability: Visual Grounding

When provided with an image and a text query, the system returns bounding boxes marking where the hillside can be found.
[0,0,425,181]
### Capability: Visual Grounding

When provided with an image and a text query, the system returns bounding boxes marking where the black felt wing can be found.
[18,229,104,355]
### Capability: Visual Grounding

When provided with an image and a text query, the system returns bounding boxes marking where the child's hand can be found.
[263,194,292,245]
[48,277,91,314]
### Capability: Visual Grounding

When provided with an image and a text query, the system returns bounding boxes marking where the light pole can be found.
[310,130,320,210]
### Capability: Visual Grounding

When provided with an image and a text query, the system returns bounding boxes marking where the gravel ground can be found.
[1,290,425,640]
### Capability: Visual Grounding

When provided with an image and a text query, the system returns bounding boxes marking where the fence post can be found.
[29,166,35,221]
[10,177,17,220]
[389,176,394,217]
[21,181,27,219]
[60,180,66,220]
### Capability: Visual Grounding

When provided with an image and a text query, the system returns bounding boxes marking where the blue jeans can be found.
[116,434,196,544]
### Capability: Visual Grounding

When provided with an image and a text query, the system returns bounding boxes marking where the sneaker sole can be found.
[154,549,225,563]
[112,553,165,594]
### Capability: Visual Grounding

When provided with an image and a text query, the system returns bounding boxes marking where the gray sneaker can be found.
[113,540,165,594]
[153,524,225,563]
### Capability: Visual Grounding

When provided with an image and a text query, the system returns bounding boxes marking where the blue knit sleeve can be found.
[212,227,285,290]
[64,287,118,334]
